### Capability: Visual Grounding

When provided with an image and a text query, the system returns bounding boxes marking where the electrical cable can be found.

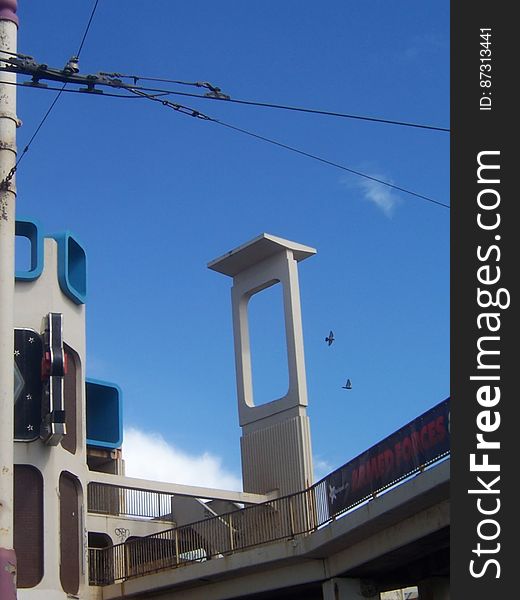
[3,38,449,207]
[2,79,166,99]
[100,72,208,89]
[129,87,211,118]
[3,74,449,208]
[76,0,100,59]
[212,119,450,209]
[13,83,67,171]
[0,49,30,58]
[204,96,450,133]
[103,73,449,133]
[128,88,450,210]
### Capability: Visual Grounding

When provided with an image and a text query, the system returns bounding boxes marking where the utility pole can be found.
[0,1,18,598]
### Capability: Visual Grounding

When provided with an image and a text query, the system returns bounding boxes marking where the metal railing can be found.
[88,399,450,586]
[88,456,448,586]
[88,481,176,522]
[89,484,326,585]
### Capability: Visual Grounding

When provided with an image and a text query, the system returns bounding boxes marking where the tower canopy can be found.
[208,233,316,277]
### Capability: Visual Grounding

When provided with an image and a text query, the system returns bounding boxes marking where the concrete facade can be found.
[15,239,89,600]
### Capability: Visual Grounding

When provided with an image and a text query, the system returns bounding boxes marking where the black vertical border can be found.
[451,2,515,598]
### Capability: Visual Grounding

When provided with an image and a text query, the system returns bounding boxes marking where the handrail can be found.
[87,471,273,505]
[88,399,450,586]
[88,481,176,522]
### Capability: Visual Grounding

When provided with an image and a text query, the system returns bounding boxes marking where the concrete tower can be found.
[209,233,315,497]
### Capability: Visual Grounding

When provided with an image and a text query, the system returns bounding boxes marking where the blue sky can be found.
[13,1,449,487]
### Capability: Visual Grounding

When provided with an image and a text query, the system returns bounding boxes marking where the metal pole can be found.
[228,512,234,551]
[0,1,18,598]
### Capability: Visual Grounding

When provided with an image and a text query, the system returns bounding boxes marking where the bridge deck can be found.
[98,459,449,600]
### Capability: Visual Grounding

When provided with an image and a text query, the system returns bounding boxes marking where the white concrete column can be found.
[208,234,316,496]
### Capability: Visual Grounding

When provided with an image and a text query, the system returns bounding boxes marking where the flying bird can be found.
[325,330,335,346]
[342,379,352,390]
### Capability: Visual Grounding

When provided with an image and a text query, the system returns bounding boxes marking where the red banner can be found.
[325,399,450,517]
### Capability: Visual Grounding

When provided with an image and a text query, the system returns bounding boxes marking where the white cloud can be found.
[359,178,401,217]
[122,427,242,491]
[340,170,401,217]
[123,428,336,494]
[313,457,333,481]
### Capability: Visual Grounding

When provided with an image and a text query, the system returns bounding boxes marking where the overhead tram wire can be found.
[2,80,169,100]
[10,66,450,133]
[128,88,449,210]
[0,71,449,208]
[0,0,101,188]
[203,96,450,133]
[3,60,449,133]
[212,120,450,209]
[101,73,449,133]
[1,51,449,207]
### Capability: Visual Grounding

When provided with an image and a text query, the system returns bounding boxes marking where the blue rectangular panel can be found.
[86,379,123,449]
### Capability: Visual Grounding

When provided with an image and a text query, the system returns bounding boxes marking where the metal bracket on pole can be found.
[40,312,67,446]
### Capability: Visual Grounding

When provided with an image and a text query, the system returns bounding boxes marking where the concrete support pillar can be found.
[208,234,316,496]
[322,578,380,600]
[418,577,449,600]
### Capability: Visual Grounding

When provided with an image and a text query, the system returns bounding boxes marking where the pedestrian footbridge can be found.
[87,401,450,600]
